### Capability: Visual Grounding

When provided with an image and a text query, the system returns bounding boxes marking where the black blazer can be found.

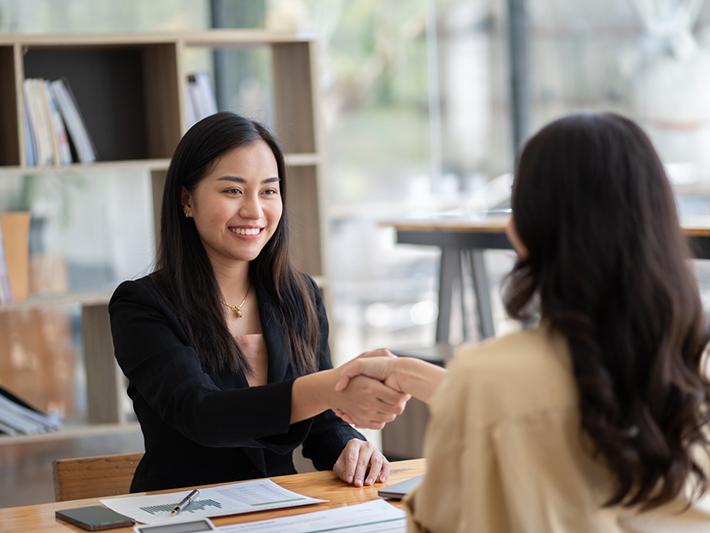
[109,272,364,492]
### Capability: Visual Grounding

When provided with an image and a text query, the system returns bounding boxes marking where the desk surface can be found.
[389,218,710,260]
[388,218,710,237]
[0,459,425,532]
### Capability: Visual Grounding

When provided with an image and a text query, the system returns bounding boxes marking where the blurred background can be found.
[1,0,710,506]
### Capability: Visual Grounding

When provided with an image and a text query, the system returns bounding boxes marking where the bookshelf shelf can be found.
[0,422,140,447]
[0,30,315,47]
[0,154,317,173]
[0,290,112,313]
[0,158,171,174]
[0,30,329,445]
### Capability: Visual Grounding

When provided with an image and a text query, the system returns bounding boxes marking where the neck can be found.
[208,253,250,304]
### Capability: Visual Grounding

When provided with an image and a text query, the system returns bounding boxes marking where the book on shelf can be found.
[186,72,217,128]
[50,78,97,164]
[0,385,62,436]
[184,81,197,130]
[42,80,73,165]
[23,79,54,166]
[22,97,37,167]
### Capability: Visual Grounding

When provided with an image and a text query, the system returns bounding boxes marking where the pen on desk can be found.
[170,489,199,516]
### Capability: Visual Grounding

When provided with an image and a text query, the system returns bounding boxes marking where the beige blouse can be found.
[405,326,710,532]
[235,334,268,387]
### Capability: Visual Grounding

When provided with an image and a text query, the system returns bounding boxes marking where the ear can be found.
[181,186,194,218]
[181,186,192,210]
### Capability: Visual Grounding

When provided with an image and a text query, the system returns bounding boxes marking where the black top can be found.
[109,272,363,492]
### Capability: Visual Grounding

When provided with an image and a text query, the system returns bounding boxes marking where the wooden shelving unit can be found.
[0,30,329,442]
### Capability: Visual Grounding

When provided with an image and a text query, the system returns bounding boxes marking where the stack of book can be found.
[0,385,62,436]
[23,78,97,166]
[185,72,218,129]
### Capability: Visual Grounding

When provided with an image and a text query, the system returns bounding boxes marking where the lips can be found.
[227,226,264,237]
[229,226,263,236]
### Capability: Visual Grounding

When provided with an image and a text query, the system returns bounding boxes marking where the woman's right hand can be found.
[334,355,403,393]
[334,354,447,406]
[330,372,409,430]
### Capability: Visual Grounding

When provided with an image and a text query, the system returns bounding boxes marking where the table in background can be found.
[389,218,710,344]
[0,459,425,532]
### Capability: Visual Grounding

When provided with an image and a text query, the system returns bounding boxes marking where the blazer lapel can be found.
[256,283,292,384]
[236,284,290,477]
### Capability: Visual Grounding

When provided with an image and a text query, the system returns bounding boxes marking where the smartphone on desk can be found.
[55,505,135,531]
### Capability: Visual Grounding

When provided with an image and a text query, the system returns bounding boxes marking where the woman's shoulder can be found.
[292,271,322,305]
[438,326,577,422]
[452,325,570,376]
[299,272,320,294]
[109,272,171,311]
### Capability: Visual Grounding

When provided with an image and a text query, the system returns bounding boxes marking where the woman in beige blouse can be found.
[336,113,710,531]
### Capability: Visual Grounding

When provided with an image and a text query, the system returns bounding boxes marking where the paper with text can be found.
[218,499,406,532]
[100,479,326,524]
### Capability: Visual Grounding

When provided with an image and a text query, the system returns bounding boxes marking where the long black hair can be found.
[156,112,319,375]
[504,112,710,509]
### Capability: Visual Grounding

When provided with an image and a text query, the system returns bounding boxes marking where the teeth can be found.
[230,227,261,236]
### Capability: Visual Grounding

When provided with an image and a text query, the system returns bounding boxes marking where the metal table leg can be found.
[436,247,459,344]
[470,250,496,339]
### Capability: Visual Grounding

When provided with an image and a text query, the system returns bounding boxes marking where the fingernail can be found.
[366,477,373,484]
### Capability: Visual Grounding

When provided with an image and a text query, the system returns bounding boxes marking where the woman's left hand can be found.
[333,438,390,487]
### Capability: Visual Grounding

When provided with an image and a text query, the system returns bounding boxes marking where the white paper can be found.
[101,479,326,524]
[218,499,406,532]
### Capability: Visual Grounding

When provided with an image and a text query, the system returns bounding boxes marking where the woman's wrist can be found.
[291,369,338,423]
[395,357,446,404]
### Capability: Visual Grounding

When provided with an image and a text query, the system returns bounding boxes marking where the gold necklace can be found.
[223,284,250,318]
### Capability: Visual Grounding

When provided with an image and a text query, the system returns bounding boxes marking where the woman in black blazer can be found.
[109,113,408,493]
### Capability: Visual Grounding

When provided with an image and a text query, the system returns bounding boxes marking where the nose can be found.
[238,192,264,220]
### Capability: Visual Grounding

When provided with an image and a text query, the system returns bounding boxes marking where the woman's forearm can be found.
[290,370,337,423]
[291,367,410,428]
[394,358,447,404]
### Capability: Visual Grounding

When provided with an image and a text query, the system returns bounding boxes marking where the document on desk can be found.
[218,499,406,532]
[100,479,326,524]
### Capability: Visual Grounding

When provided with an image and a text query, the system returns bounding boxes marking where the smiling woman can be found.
[108,112,409,493]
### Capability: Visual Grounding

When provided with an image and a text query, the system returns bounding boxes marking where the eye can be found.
[223,187,243,196]
[262,188,280,196]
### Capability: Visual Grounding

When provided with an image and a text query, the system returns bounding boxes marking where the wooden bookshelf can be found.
[0,31,329,442]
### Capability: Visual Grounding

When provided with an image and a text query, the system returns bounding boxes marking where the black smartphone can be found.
[55,505,135,531]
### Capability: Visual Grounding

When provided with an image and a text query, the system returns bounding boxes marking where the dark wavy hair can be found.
[156,112,319,375]
[503,112,710,509]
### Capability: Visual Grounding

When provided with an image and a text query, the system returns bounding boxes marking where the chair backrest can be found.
[53,452,143,502]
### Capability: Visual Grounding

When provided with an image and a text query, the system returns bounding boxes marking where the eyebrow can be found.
[216,176,280,184]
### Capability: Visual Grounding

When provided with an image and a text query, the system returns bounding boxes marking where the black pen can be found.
[170,489,199,516]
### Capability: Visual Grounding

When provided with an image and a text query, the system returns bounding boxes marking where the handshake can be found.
[328,349,443,430]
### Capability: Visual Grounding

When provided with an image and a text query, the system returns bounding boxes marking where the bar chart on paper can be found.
[140,499,223,517]
[101,480,326,523]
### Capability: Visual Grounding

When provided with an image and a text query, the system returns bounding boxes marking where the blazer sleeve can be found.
[300,278,365,470]
[109,279,307,451]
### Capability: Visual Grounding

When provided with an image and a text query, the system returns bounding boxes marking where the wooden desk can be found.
[390,218,710,343]
[0,459,425,532]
